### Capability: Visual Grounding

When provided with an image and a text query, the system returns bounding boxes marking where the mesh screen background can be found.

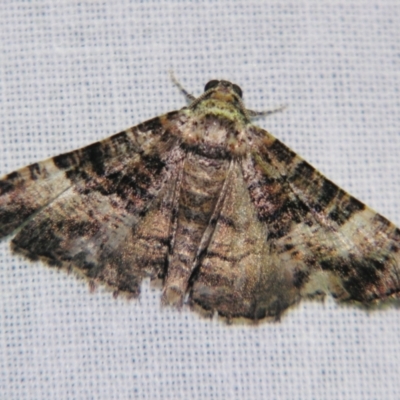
[1,1,399,399]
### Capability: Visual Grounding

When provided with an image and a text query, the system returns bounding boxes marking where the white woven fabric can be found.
[1,1,400,399]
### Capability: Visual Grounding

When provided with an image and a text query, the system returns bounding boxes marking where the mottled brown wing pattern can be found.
[2,78,400,323]
[0,116,172,236]
[0,113,185,296]
[248,126,400,307]
[188,126,400,321]
[189,160,292,320]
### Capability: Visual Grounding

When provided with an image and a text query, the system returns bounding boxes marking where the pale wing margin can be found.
[249,126,400,305]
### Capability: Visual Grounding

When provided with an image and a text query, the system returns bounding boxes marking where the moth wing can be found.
[0,114,185,296]
[249,126,400,306]
[0,116,173,237]
[190,127,400,322]
[189,161,298,321]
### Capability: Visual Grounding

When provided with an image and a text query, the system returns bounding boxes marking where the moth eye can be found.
[204,80,220,92]
[232,84,243,98]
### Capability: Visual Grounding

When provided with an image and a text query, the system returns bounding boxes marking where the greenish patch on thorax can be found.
[190,98,247,125]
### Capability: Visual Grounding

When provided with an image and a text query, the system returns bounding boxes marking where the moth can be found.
[1,78,399,322]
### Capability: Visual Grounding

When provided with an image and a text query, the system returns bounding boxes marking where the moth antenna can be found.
[169,70,196,103]
[246,104,287,118]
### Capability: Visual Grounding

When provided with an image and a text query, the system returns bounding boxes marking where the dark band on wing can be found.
[268,139,296,165]
[328,196,365,225]
[0,179,14,196]
[53,116,169,178]
[287,160,365,223]
[28,163,41,180]
[137,116,164,134]
[320,254,395,302]
[289,160,315,183]
[0,171,22,195]
[245,163,311,239]
[317,179,339,208]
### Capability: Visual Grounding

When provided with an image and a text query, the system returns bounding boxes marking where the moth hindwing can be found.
[1,79,400,322]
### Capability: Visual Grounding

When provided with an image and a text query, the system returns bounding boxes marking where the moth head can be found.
[198,79,254,121]
[204,80,243,100]
[172,74,285,120]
